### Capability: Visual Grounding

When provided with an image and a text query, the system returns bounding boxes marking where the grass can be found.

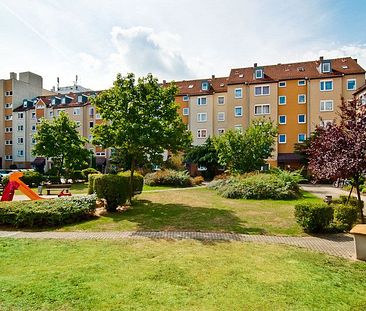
[0,238,365,310]
[60,188,321,236]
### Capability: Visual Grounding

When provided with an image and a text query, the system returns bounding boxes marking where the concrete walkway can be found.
[301,183,366,201]
[0,230,355,260]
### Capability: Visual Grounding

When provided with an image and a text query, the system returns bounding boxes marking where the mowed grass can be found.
[0,238,365,311]
[61,188,320,236]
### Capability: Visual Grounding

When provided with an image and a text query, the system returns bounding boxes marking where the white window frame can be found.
[298,133,306,143]
[235,124,243,132]
[254,85,270,96]
[5,91,13,96]
[234,88,242,99]
[89,107,94,116]
[320,80,333,92]
[217,112,225,122]
[322,62,331,73]
[218,128,225,135]
[202,82,209,91]
[17,137,24,144]
[298,114,306,124]
[17,125,24,132]
[234,106,243,117]
[5,140,12,145]
[17,150,24,157]
[31,112,36,119]
[278,96,286,105]
[31,125,36,131]
[5,115,12,121]
[298,80,306,86]
[197,129,207,139]
[5,155,12,161]
[49,111,54,117]
[278,134,287,144]
[217,96,225,105]
[95,113,101,120]
[182,108,189,116]
[183,95,189,102]
[254,104,270,115]
[255,69,263,79]
[18,112,24,119]
[279,81,286,88]
[298,94,306,104]
[5,127,12,133]
[73,108,81,115]
[347,79,356,91]
[197,96,207,106]
[279,115,286,125]
[197,112,208,123]
[320,119,333,127]
[5,103,12,109]
[320,100,334,112]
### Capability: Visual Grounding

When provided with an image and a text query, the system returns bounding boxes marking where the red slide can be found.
[1,181,20,201]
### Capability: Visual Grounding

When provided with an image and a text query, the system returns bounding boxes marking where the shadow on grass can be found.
[101,199,266,234]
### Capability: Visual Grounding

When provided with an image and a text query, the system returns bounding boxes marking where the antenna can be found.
[75,75,78,90]
[57,77,60,91]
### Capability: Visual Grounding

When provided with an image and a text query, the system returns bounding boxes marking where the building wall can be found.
[189,95,213,145]
[213,92,228,136]
[226,84,247,131]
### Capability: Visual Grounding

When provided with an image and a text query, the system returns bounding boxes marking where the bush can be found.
[144,170,193,187]
[93,175,129,212]
[88,173,102,194]
[193,176,204,185]
[66,170,84,182]
[332,195,361,207]
[82,168,100,180]
[333,204,359,231]
[294,203,334,233]
[45,176,61,184]
[1,171,43,187]
[0,195,96,228]
[117,171,144,194]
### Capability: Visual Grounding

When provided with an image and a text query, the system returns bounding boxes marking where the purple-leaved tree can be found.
[307,98,366,223]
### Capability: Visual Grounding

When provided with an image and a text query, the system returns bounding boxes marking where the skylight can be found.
[188,84,194,88]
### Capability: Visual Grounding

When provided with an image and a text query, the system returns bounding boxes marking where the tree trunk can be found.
[354,175,365,224]
[128,157,136,205]
[58,155,64,178]
[347,185,354,204]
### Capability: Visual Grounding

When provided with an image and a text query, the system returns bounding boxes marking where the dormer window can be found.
[255,68,263,79]
[322,61,331,73]
[61,97,66,104]
[201,81,209,91]
[78,95,83,103]
[23,100,27,107]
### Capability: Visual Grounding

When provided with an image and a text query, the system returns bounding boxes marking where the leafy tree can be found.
[92,73,192,203]
[214,119,277,174]
[185,137,219,179]
[307,98,366,223]
[32,111,90,177]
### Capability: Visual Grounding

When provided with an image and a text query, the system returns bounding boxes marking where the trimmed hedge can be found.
[0,195,96,228]
[294,203,333,233]
[88,173,102,194]
[82,168,100,180]
[144,170,193,187]
[333,204,359,231]
[117,171,144,194]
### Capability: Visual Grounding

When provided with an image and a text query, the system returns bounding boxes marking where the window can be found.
[217,112,225,121]
[95,113,101,119]
[31,125,36,131]
[5,103,12,109]
[32,137,36,144]
[347,79,356,91]
[254,85,270,96]
[5,140,12,145]
[278,134,286,144]
[322,62,331,73]
[5,115,12,120]
[96,152,106,156]
[218,128,225,135]
[202,82,209,90]
[298,133,306,143]
[182,108,189,116]
[89,107,94,116]
[235,125,243,132]
[197,112,207,122]
[234,88,242,98]
[320,100,333,112]
[298,80,306,86]
[279,96,286,105]
[31,112,36,119]
[17,125,24,131]
[73,108,81,115]
[279,81,286,87]
[298,94,306,104]
[183,95,189,102]
[57,109,64,116]
[298,114,306,124]
[320,119,333,127]
[17,137,24,144]
[5,91,12,96]
[197,97,207,106]
[197,129,207,139]
[49,111,54,117]
[89,121,94,128]
[320,80,333,91]
[255,68,263,79]
[279,115,286,124]
[17,150,24,157]
[197,165,207,171]
[18,112,24,119]
[254,104,270,115]
[76,121,81,126]
[234,106,243,117]
[218,96,225,105]
[5,127,12,133]
[188,84,194,89]
[5,155,12,161]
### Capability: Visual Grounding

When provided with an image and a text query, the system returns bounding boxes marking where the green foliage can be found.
[1,171,44,187]
[88,173,102,194]
[65,170,84,182]
[333,204,359,231]
[117,171,144,194]
[163,153,186,171]
[32,111,91,176]
[93,175,130,211]
[192,176,205,185]
[44,176,61,184]
[208,172,301,200]
[82,168,100,180]
[332,195,360,207]
[144,170,193,187]
[0,195,96,228]
[294,203,334,233]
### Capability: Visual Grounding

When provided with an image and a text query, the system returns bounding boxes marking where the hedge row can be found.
[144,170,193,187]
[0,195,96,228]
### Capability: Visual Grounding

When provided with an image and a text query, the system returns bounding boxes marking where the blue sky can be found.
[0,0,365,90]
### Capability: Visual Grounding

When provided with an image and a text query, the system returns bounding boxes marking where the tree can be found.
[92,73,192,203]
[32,111,90,177]
[307,98,366,223]
[214,119,277,174]
[185,137,219,179]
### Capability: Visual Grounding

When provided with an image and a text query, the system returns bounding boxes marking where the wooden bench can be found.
[0,184,3,195]
[350,224,366,260]
[45,184,72,195]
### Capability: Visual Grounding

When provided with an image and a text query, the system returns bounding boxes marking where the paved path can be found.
[0,230,355,260]
[301,183,366,201]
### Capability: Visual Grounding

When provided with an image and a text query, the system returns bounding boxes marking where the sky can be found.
[0,0,365,91]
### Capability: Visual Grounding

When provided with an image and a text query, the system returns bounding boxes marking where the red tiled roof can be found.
[353,80,366,95]
[228,57,365,85]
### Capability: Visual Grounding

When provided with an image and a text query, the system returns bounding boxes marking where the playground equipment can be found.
[0,172,42,201]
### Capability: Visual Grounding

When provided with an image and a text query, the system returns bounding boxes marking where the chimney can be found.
[355,59,358,63]
[162,80,166,85]
[9,72,17,80]
[319,56,324,62]
[254,63,258,68]
[211,75,215,80]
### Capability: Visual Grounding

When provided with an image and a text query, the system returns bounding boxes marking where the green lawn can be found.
[60,188,321,236]
[0,238,365,311]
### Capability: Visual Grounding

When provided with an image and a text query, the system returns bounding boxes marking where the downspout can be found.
[307,77,311,137]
